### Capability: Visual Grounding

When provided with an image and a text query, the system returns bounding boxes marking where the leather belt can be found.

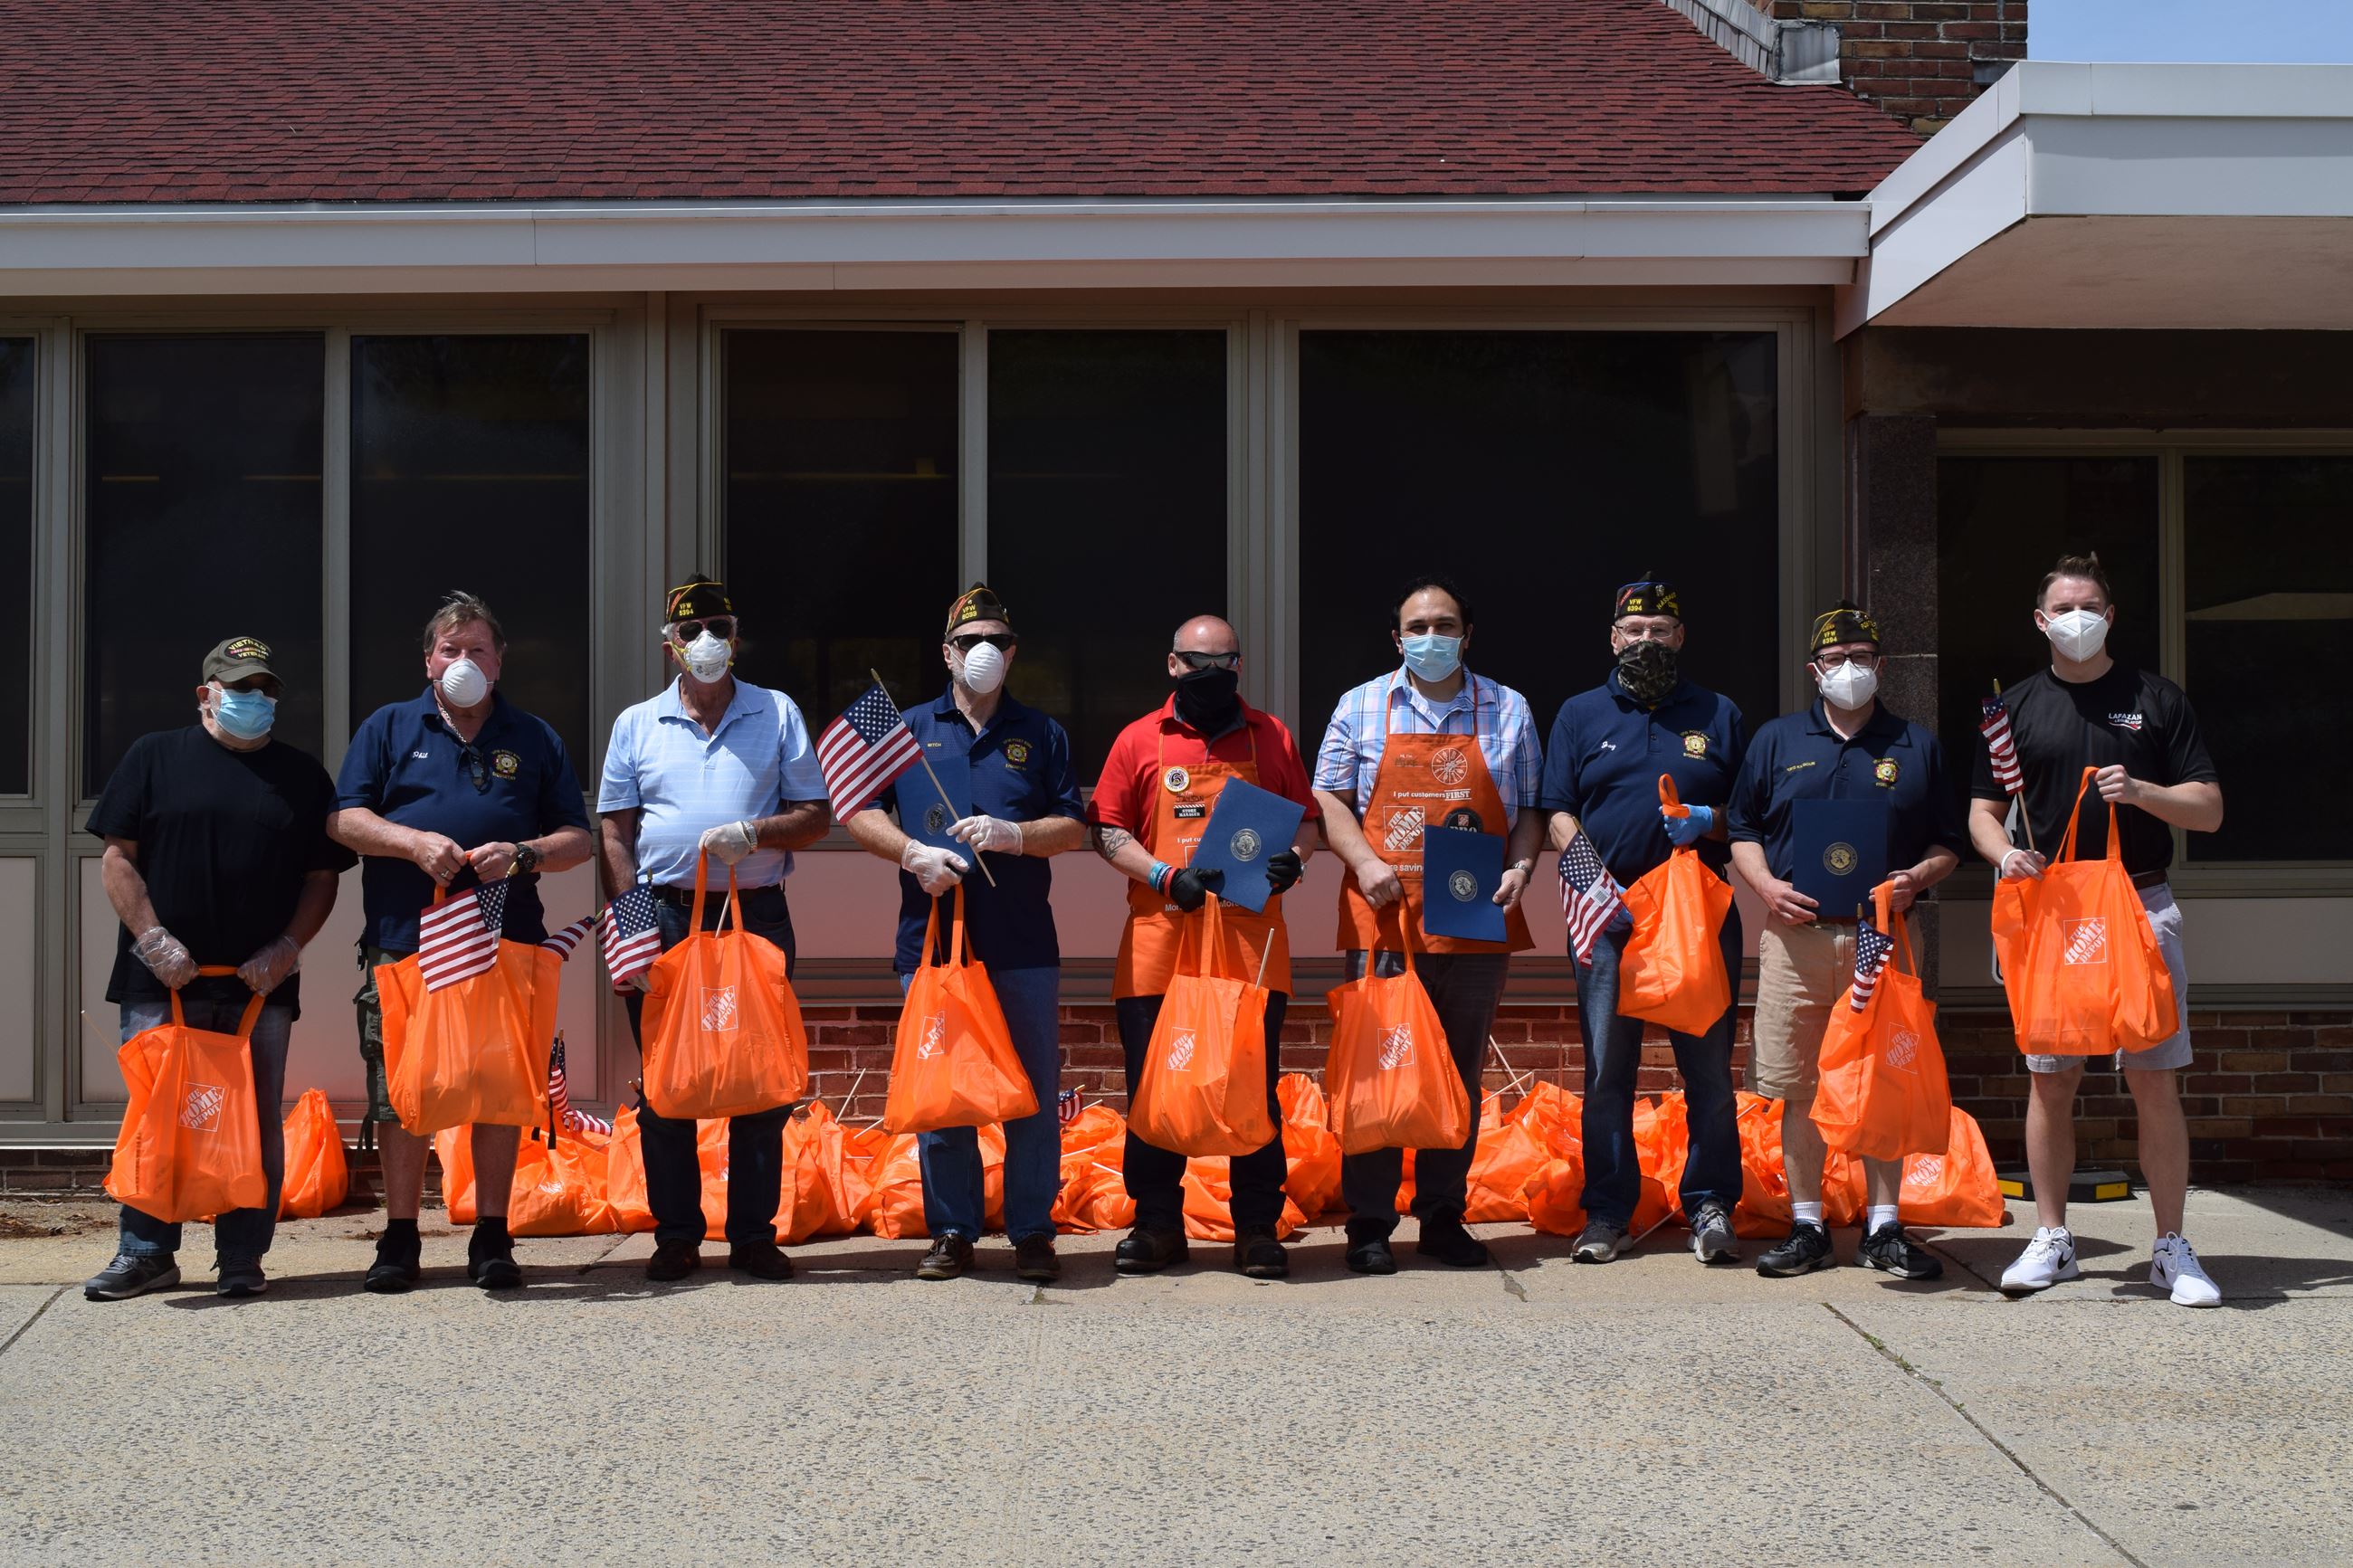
[649,882,783,909]
[2131,870,2169,890]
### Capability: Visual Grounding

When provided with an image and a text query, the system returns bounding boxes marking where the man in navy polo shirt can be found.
[1728,603,1967,1282]
[330,592,594,1294]
[1540,576,1748,1267]
[844,584,1088,1282]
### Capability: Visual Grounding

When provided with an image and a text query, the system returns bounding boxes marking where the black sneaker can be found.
[728,1240,795,1280]
[215,1259,268,1298]
[1858,1222,1945,1280]
[646,1240,702,1282]
[1113,1227,1189,1275]
[1415,1216,1491,1269]
[468,1222,523,1291]
[918,1235,976,1280]
[1012,1234,1061,1282]
[364,1230,423,1294]
[84,1252,179,1301]
[1344,1236,1397,1275]
[1757,1222,1834,1278]
[1234,1227,1290,1279]
[1689,1203,1740,1266]
[1572,1220,1628,1264]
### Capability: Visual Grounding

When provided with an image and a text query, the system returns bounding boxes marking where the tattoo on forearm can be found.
[1093,825,1134,861]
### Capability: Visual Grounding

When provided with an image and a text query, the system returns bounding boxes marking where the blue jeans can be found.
[622,886,796,1249]
[910,965,1063,1242]
[117,995,295,1264]
[1573,906,1744,1227]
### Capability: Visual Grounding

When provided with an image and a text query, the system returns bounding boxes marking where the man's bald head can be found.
[1172,616,1239,656]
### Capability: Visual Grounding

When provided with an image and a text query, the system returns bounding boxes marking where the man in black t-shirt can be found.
[1967,554,2225,1308]
[81,637,351,1304]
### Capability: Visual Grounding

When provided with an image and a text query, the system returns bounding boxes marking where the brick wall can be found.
[1755,0,2029,135]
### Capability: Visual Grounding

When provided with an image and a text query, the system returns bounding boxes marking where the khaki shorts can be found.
[1750,919,1865,1103]
[2024,883,2193,1075]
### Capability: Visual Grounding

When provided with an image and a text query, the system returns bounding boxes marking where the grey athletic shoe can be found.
[215,1259,269,1298]
[84,1252,180,1301]
[1689,1202,1740,1265]
[1572,1220,1628,1264]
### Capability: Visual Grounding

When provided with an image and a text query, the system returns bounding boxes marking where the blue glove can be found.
[1662,803,1715,847]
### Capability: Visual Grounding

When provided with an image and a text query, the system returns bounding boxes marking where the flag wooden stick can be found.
[1489,1037,1535,1097]
[1995,679,2037,857]
[871,668,997,888]
[1254,932,1273,990]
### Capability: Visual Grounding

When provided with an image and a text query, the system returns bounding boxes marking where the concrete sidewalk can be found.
[3,1185,2348,1568]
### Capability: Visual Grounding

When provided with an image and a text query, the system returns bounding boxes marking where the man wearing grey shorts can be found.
[1968,553,2225,1307]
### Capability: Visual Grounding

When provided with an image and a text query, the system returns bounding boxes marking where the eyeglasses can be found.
[948,632,1017,652]
[1614,620,1681,641]
[672,616,738,642]
[455,741,490,794]
[1174,651,1240,671]
[1813,651,1880,670]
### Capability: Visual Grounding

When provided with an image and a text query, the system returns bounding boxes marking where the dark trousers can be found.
[1115,990,1291,1236]
[1338,950,1510,1240]
[622,884,796,1249]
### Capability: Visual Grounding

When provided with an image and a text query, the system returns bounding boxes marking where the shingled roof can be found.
[0,0,1921,205]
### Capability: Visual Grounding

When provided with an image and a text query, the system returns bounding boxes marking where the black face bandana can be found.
[1173,666,1242,732]
[1615,639,1679,704]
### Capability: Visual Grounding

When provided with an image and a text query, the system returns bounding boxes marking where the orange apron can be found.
[1336,679,1534,955]
[1114,726,1293,999]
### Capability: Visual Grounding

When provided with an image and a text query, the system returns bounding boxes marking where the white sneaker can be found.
[2151,1233,2222,1307]
[2000,1227,2080,1294]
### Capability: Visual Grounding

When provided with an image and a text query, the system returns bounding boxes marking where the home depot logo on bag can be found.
[700,986,741,1032]
[1167,1030,1197,1071]
[1903,1155,1944,1191]
[1377,1024,1415,1071]
[1886,1029,1920,1070]
[179,1082,226,1132]
[916,1013,947,1062]
[2063,918,2109,966]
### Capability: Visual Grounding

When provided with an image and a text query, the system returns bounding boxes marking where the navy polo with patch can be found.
[880,689,1085,974]
[335,689,590,951]
[1538,674,1747,885]
[1726,699,1969,885]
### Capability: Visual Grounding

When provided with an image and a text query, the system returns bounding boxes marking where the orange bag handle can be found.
[1170,893,1230,980]
[915,884,974,972]
[1868,881,1916,977]
[169,964,266,1039]
[1658,772,1687,818]
[2052,765,2123,866]
[1367,900,1419,976]
[686,851,743,934]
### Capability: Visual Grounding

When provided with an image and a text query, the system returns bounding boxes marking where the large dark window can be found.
[84,335,324,792]
[2184,455,2353,861]
[988,330,1228,773]
[1934,456,2160,799]
[350,335,592,776]
[723,329,960,726]
[0,339,32,794]
[1299,331,1778,749]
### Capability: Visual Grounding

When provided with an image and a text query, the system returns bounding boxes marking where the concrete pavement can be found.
[2,1184,2348,1567]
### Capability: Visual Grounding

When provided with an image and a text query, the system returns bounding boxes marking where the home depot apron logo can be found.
[916,1013,947,1061]
[1167,1030,1197,1071]
[1904,1155,1944,1190]
[1377,1023,1415,1071]
[1885,1029,1920,1070]
[179,1082,225,1132]
[2062,918,2109,966]
[1429,746,1471,786]
[700,986,740,1032]
[1381,804,1426,853]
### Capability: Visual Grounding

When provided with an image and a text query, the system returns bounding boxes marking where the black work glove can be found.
[1264,849,1303,896]
[1167,865,1223,913]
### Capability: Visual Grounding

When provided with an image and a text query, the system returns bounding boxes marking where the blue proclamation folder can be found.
[1190,778,1306,915]
[1421,825,1509,943]
[1792,797,1891,920]
[899,754,973,858]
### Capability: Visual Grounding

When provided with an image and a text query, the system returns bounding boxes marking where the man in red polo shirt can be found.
[1091,614,1319,1279]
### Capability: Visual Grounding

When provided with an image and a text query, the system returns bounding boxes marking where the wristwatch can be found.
[1509,857,1535,877]
[512,841,540,875]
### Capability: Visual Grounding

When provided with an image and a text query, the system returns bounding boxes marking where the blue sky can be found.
[2033,0,2353,62]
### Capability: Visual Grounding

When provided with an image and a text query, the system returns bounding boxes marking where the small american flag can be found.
[540,912,597,960]
[601,884,662,993]
[1558,834,1624,967]
[548,1034,612,1137]
[1058,1088,1081,1126]
[1980,690,2024,794]
[815,681,923,817]
[1850,918,1896,1012]
[417,880,509,992]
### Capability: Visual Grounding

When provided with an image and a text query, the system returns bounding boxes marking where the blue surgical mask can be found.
[211,683,276,741]
[1399,632,1463,682]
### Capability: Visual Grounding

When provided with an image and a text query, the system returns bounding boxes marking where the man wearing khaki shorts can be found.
[1727,603,1967,1280]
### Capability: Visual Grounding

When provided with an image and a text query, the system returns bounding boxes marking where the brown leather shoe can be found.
[1013,1234,1061,1281]
[917,1235,975,1280]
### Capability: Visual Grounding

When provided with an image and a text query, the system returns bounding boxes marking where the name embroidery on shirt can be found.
[1782,760,1817,774]
[2109,712,2144,732]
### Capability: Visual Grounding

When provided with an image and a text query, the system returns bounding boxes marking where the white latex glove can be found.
[133,926,198,989]
[948,814,1023,855]
[900,839,970,896]
[236,934,301,996]
[698,819,760,866]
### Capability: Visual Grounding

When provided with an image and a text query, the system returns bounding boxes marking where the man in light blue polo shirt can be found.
[596,575,831,1284]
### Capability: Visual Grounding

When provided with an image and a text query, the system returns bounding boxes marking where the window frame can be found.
[1938,427,2353,897]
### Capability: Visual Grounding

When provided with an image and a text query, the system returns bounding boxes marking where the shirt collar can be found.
[931,686,1027,735]
[415,685,508,736]
[1806,698,1903,746]
[1390,665,1477,719]
[656,676,756,730]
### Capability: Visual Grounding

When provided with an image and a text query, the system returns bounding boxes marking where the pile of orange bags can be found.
[278,1088,351,1219]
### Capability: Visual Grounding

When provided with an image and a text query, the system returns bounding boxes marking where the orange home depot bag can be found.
[641,855,811,1120]
[278,1088,351,1219]
[1275,1075,1343,1217]
[1054,1105,1138,1234]
[883,887,1037,1134]
[1618,774,1736,1037]
[1894,1107,2006,1229]
[1990,766,2178,1057]
[864,1124,1009,1239]
[106,971,269,1223]
[1180,1156,1308,1242]
[376,886,561,1136]
[605,1107,655,1232]
[440,1124,619,1236]
[1731,1091,1793,1238]
[1132,899,1278,1157]
[774,1102,872,1245]
[1813,883,1953,1162]
[1465,1098,1548,1223]
[1323,911,1470,1156]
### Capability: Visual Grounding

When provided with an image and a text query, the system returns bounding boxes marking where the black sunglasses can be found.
[1174,651,1240,670]
[455,741,491,794]
[949,632,1017,652]
[673,616,738,642]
